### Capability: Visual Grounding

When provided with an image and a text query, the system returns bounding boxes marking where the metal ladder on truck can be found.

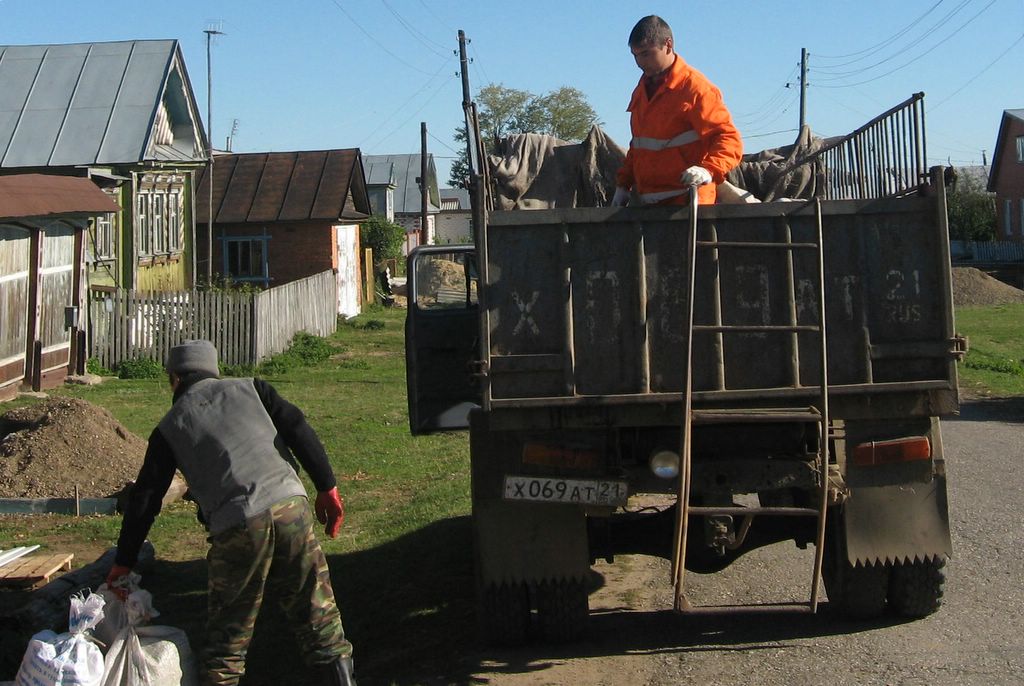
[670,188,831,613]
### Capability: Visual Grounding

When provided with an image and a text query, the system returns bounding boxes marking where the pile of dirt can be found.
[0,397,146,499]
[952,267,1024,307]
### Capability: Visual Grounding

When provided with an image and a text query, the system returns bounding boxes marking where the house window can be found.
[225,237,269,283]
[137,174,185,257]
[1020,199,1024,237]
[1006,199,1014,236]
[1017,135,1024,163]
[90,191,119,261]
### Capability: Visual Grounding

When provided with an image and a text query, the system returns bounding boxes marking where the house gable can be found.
[0,39,207,169]
[987,109,1024,192]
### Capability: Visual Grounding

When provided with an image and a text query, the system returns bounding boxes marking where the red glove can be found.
[105,564,133,600]
[315,487,344,538]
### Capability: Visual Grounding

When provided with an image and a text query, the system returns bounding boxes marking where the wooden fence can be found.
[90,270,338,369]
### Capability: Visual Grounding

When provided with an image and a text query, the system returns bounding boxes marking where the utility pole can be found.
[420,122,429,246]
[799,48,809,133]
[458,30,471,108]
[204,27,224,286]
[982,150,988,166]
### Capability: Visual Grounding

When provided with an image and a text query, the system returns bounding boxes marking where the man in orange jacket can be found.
[613,15,742,206]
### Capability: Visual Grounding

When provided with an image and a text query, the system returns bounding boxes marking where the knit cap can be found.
[166,340,219,376]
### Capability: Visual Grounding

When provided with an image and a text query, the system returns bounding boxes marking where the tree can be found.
[947,170,996,242]
[359,214,406,267]
[447,82,600,188]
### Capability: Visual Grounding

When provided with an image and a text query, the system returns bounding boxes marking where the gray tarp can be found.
[487,125,831,208]
[488,126,625,210]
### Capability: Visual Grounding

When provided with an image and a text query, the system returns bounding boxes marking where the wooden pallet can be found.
[0,553,73,588]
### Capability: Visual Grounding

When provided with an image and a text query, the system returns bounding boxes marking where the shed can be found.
[0,174,120,399]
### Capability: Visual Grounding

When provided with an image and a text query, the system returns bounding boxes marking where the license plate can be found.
[503,475,629,506]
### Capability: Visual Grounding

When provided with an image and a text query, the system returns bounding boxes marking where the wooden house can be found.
[988,109,1024,240]
[195,149,371,317]
[0,40,208,291]
[0,174,119,399]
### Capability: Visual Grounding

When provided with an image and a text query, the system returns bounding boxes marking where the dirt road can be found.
[460,399,1024,686]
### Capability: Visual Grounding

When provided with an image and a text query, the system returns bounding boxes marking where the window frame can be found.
[223,234,271,285]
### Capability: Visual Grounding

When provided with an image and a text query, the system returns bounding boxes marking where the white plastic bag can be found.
[15,592,106,686]
[100,589,197,686]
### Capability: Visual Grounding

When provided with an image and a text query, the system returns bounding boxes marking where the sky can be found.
[2,1,1022,187]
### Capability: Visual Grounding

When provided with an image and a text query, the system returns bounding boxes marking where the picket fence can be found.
[89,270,337,369]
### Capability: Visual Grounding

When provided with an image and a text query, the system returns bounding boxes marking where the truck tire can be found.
[888,557,946,618]
[480,581,530,646]
[535,578,589,643]
[823,513,890,618]
[823,558,890,619]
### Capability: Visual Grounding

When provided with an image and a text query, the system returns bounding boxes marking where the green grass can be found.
[0,307,477,683]
[956,303,1024,396]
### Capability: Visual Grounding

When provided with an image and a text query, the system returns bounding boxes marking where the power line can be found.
[358,57,455,148]
[732,65,800,124]
[813,1,946,62]
[328,0,441,76]
[806,0,991,86]
[811,0,997,88]
[812,0,974,77]
[929,31,1024,111]
[380,0,449,57]
[428,130,461,155]
[362,65,459,151]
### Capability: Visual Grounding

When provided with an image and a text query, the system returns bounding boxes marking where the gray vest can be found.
[158,378,307,535]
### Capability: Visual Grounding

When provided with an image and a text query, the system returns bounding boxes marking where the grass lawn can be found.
[955,303,1024,397]
[0,306,477,684]
[2,301,1023,684]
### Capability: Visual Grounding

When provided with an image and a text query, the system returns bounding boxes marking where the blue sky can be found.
[3,1,1022,186]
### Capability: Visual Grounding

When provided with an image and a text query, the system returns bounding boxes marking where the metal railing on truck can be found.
[777,92,928,201]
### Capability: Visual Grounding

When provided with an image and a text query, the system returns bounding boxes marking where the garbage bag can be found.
[15,592,106,686]
[99,588,197,686]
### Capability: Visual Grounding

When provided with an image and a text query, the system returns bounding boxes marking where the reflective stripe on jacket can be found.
[616,55,742,205]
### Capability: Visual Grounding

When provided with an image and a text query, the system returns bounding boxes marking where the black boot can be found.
[321,657,356,686]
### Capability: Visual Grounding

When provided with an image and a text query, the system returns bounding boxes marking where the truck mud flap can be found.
[843,471,952,566]
[474,499,589,586]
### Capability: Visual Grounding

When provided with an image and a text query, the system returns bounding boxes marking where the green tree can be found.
[447,82,601,188]
[360,214,406,266]
[947,170,996,241]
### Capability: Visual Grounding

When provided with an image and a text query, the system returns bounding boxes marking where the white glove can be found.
[680,166,713,187]
[611,187,630,207]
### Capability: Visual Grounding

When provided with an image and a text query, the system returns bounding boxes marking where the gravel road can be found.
[465,399,1024,686]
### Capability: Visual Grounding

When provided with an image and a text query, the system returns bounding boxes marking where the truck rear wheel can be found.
[823,514,890,618]
[480,581,530,645]
[535,578,589,643]
[887,557,946,618]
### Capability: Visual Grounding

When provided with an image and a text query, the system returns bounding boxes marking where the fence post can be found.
[364,248,375,305]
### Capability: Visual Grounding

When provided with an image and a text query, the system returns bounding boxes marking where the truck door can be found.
[405,245,481,434]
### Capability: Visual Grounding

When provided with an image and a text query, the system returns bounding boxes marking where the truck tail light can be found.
[851,436,931,467]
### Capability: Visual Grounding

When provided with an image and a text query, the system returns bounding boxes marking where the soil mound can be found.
[952,267,1024,307]
[0,397,146,499]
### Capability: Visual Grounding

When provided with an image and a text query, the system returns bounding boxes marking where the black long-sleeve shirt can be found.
[115,375,336,567]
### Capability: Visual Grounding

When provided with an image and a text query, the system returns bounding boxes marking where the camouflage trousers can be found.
[202,496,352,686]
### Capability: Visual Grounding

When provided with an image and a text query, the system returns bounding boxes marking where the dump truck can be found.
[405,92,958,643]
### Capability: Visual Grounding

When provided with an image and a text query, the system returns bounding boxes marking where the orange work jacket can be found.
[616,55,742,205]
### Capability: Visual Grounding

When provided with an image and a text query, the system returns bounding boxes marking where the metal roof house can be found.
[0,39,208,291]
[195,149,371,316]
[364,154,440,250]
[987,109,1024,240]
